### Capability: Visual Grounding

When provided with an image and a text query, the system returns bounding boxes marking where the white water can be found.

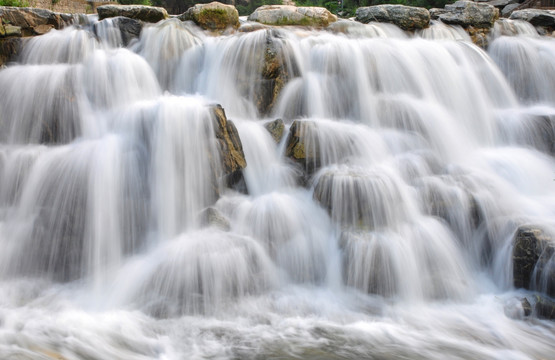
[0,18,554,359]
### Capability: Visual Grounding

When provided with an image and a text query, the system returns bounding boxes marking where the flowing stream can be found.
[0,15,554,359]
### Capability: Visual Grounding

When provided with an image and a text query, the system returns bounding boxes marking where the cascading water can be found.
[0,14,554,359]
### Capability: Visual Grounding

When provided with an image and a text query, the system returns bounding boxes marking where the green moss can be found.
[197,8,234,30]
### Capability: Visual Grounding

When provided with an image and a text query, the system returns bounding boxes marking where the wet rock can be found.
[466,26,491,48]
[0,7,72,36]
[0,37,22,66]
[248,5,337,27]
[534,294,555,320]
[253,31,297,116]
[285,120,321,176]
[95,16,143,46]
[264,118,285,143]
[521,297,532,316]
[32,24,54,36]
[502,4,521,18]
[355,5,431,31]
[179,2,240,31]
[439,1,499,28]
[97,5,169,23]
[198,207,231,231]
[513,226,555,297]
[210,105,247,190]
[430,8,448,20]
[510,9,555,28]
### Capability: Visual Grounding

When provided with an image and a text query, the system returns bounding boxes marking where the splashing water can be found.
[0,16,554,360]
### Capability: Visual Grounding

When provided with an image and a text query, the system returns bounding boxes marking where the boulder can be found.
[0,38,22,66]
[94,16,143,47]
[178,2,239,31]
[2,25,21,37]
[285,120,321,176]
[355,5,431,31]
[502,4,521,18]
[248,5,337,27]
[429,8,448,20]
[487,0,517,10]
[97,5,168,23]
[513,226,555,297]
[439,1,499,28]
[510,9,555,28]
[0,7,72,36]
[264,118,285,143]
[534,295,555,320]
[210,105,247,190]
[198,207,231,231]
[521,297,532,316]
[33,24,54,35]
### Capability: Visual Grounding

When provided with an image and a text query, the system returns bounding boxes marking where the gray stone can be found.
[199,207,231,231]
[513,226,555,297]
[248,5,337,27]
[510,9,555,28]
[355,5,430,31]
[429,8,448,20]
[97,5,168,23]
[440,1,499,28]
[178,2,239,31]
[502,4,521,17]
[264,119,285,143]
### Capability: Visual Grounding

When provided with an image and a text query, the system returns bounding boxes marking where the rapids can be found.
[0,15,554,359]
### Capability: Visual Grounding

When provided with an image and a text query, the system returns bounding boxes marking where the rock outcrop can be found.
[248,5,337,27]
[510,9,555,32]
[264,118,285,143]
[285,120,321,176]
[178,2,239,31]
[0,7,71,37]
[210,105,247,190]
[355,5,431,31]
[439,1,499,28]
[513,226,555,297]
[97,5,168,23]
[94,16,143,47]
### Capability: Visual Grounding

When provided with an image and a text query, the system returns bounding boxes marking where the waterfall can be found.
[0,14,554,359]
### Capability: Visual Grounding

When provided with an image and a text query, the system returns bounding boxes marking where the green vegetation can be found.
[118,0,153,5]
[236,0,282,16]
[0,0,29,6]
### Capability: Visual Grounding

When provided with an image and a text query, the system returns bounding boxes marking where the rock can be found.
[32,24,54,35]
[0,37,22,66]
[178,2,239,31]
[97,5,168,23]
[502,4,521,18]
[264,118,285,143]
[487,0,517,9]
[95,16,143,47]
[513,226,555,297]
[285,120,321,176]
[2,25,21,37]
[210,105,247,190]
[534,294,555,320]
[249,30,297,116]
[198,207,231,231]
[439,1,499,28]
[510,9,555,28]
[429,8,448,20]
[355,5,431,31]
[248,5,337,27]
[521,297,532,316]
[466,26,491,48]
[0,7,72,36]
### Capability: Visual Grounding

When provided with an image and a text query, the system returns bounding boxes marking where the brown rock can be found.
[33,24,54,35]
[210,104,247,190]
[264,118,284,143]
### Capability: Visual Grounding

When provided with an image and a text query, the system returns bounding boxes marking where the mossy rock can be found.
[179,2,240,31]
[248,5,337,27]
